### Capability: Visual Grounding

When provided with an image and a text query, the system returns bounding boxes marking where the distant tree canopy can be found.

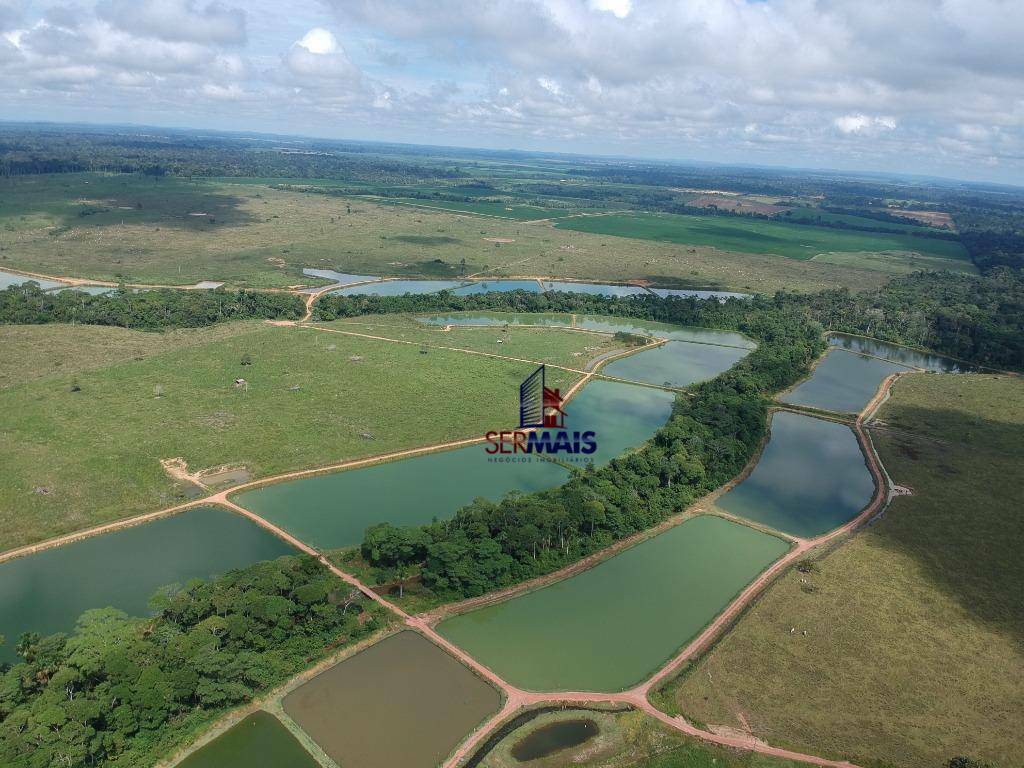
[0,555,384,768]
[0,284,305,329]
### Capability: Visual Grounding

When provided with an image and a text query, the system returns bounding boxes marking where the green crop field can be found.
[554,211,971,268]
[0,319,601,550]
[664,373,1024,768]
[0,173,893,294]
[778,206,939,233]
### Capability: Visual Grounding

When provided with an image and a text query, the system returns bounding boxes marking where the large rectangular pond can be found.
[232,381,673,549]
[600,340,750,388]
[283,631,501,768]
[827,332,968,372]
[177,711,319,768]
[717,411,876,538]
[301,267,380,289]
[437,515,789,691]
[0,506,294,664]
[330,279,466,296]
[574,315,757,348]
[779,348,910,413]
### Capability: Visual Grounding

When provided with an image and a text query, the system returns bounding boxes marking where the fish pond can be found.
[0,506,293,664]
[0,268,65,290]
[437,515,790,691]
[827,332,968,372]
[330,279,466,296]
[176,711,319,768]
[232,380,673,549]
[779,348,910,413]
[717,410,876,538]
[510,718,599,761]
[541,280,649,297]
[601,340,750,388]
[282,630,501,768]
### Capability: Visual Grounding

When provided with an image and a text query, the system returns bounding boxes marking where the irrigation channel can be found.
[0,274,967,768]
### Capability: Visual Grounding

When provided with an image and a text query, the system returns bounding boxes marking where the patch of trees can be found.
[341,292,824,600]
[0,284,305,330]
[781,270,1024,370]
[0,555,384,768]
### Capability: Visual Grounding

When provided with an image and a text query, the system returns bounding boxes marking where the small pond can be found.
[510,718,599,761]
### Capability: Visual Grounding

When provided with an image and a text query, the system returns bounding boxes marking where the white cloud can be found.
[590,0,632,19]
[296,27,337,55]
[834,114,897,134]
[96,0,246,45]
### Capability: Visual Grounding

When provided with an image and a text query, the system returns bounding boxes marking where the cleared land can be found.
[555,211,971,271]
[666,373,1024,768]
[309,314,623,371]
[0,320,598,550]
[0,323,256,388]
[0,174,891,293]
[477,708,801,768]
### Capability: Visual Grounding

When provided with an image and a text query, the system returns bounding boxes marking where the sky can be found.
[1,0,1022,184]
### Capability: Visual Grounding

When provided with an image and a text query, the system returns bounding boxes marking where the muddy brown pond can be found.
[282,631,501,768]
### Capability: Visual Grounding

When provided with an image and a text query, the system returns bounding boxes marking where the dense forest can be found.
[0,284,304,329]
[786,270,1024,370]
[0,555,386,768]
[327,291,826,600]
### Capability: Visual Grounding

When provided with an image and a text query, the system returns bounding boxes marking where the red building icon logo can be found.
[542,385,566,428]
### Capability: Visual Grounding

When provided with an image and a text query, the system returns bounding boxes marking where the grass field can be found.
[0,323,255,388]
[0,320,599,550]
[309,314,624,371]
[477,708,801,768]
[0,173,892,294]
[663,373,1024,768]
[555,211,971,268]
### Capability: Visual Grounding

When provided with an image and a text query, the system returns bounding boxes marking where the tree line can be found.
[0,284,305,330]
[0,555,385,768]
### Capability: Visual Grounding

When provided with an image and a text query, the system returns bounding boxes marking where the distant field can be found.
[0,173,893,294]
[0,320,598,550]
[554,211,971,267]
[665,373,1024,768]
[374,196,588,220]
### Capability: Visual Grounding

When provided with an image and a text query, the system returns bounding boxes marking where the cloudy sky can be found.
[1,0,1022,184]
